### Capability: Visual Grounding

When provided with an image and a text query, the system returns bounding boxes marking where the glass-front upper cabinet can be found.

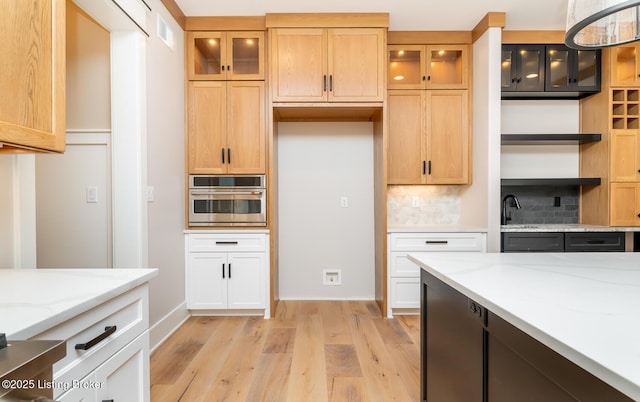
[545,45,600,92]
[501,45,545,92]
[610,43,640,87]
[388,44,468,89]
[187,31,264,81]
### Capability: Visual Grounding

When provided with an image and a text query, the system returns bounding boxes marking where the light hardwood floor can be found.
[150,301,420,402]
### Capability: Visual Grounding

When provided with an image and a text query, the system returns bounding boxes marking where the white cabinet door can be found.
[390,277,421,309]
[56,374,97,402]
[227,253,266,309]
[187,253,227,309]
[96,333,150,402]
[390,253,421,276]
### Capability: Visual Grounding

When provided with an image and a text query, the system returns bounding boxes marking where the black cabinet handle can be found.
[75,326,117,350]
[222,148,225,164]
[586,239,605,244]
[426,240,448,244]
[102,400,114,402]
[227,65,230,71]
[517,78,522,83]
[228,263,232,278]
[329,75,333,91]
[323,75,327,91]
[428,160,432,175]
[422,161,426,175]
[227,148,231,164]
[216,241,239,245]
[222,263,225,278]
[221,65,225,71]
[427,75,431,81]
[511,78,516,83]
[422,75,426,81]
[637,213,640,218]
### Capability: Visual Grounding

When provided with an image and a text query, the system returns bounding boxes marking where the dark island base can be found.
[420,269,633,402]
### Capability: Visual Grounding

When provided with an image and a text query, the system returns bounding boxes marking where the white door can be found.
[227,253,265,309]
[188,253,227,309]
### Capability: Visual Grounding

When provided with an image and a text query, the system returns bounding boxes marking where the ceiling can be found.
[173,0,569,31]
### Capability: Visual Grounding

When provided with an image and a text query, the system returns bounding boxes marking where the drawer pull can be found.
[586,239,606,244]
[75,326,117,351]
[216,241,239,245]
[425,240,448,245]
[102,400,114,402]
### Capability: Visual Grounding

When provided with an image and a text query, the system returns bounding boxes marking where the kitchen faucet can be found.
[501,194,521,225]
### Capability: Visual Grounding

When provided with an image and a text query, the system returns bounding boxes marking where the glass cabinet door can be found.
[227,32,264,80]
[546,46,571,90]
[575,49,600,90]
[388,45,424,89]
[517,46,545,91]
[501,46,516,91]
[425,45,468,89]
[188,32,225,80]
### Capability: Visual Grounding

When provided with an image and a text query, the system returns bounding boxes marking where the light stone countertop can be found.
[408,252,640,400]
[388,224,488,233]
[0,268,158,340]
[501,224,638,232]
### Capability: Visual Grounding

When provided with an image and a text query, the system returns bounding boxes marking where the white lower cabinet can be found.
[34,284,151,401]
[387,231,486,317]
[58,333,149,402]
[186,232,269,317]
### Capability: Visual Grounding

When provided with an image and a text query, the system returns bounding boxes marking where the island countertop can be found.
[408,252,640,400]
[0,268,158,340]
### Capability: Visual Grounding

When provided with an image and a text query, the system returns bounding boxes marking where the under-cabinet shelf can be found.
[501,134,601,145]
[501,178,601,186]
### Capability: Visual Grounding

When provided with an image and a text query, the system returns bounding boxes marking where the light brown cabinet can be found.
[610,43,640,87]
[610,129,640,182]
[610,183,640,226]
[270,28,385,102]
[187,81,265,174]
[187,31,265,81]
[0,0,65,152]
[388,44,469,90]
[387,90,470,184]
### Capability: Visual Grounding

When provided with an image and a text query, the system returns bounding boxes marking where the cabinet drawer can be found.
[34,285,148,398]
[188,233,266,252]
[564,232,625,252]
[390,277,420,309]
[501,232,564,252]
[390,233,485,252]
[390,253,421,277]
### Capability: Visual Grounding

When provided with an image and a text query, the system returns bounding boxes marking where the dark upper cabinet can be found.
[501,45,545,92]
[501,44,601,99]
[545,44,601,93]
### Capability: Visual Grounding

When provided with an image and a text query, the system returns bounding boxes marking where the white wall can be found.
[462,26,502,251]
[144,0,188,333]
[278,122,375,299]
[501,100,580,178]
[0,157,13,267]
[36,1,112,268]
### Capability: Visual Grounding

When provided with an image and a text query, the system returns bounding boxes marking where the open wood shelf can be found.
[501,134,601,145]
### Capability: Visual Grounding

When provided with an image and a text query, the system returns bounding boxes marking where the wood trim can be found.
[185,16,266,31]
[388,31,472,45]
[472,12,506,43]
[159,0,185,30]
[265,13,389,28]
[502,30,565,44]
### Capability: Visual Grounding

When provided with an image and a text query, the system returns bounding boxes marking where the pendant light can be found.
[565,0,640,49]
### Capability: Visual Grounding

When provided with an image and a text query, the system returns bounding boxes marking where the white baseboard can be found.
[149,301,190,353]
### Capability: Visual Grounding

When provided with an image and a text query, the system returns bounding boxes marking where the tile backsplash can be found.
[387,185,461,225]
[501,186,579,225]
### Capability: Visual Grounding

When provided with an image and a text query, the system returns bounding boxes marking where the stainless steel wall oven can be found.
[188,175,266,226]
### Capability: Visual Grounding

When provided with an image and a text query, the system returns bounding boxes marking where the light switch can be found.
[86,186,98,203]
[147,186,155,202]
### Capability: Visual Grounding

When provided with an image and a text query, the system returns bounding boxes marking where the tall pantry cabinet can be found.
[186,30,266,174]
[387,43,471,184]
[581,46,640,226]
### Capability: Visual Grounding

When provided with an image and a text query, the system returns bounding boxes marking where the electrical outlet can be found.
[147,186,155,202]
[554,196,561,207]
[323,269,342,285]
[340,196,349,208]
[412,197,420,208]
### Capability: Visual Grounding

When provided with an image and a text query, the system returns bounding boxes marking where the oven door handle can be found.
[190,190,263,196]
